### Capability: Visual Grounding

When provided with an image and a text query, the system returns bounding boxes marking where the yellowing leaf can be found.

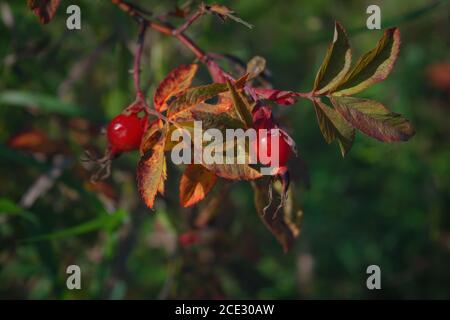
[202,163,262,181]
[313,22,351,94]
[207,4,253,29]
[168,74,247,121]
[312,98,355,157]
[246,56,266,80]
[332,28,401,96]
[330,96,415,142]
[179,164,217,207]
[137,127,168,209]
[154,64,198,112]
[192,109,245,131]
[226,80,253,128]
[140,119,163,155]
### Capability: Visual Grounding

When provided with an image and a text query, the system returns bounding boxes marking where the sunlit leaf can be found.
[154,64,198,112]
[168,74,247,121]
[202,162,262,180]
[332,28,401,96]
[330,96,415,142]
[137,126,168,209]
[179,164,217,207]
[140,119,163,155]
[313,21,351,94]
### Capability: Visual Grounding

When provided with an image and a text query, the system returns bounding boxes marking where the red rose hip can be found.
[107,114,145,153]
[255,126,292,168]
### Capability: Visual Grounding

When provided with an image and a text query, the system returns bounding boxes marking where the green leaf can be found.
[20,209,127,243]
[226,80,253,128]
[313,22,351,94]
[312,98,355,157]
[330,96,415,142]
[0,198,39,225]
[0,90,89,117]
[332,28,401,96]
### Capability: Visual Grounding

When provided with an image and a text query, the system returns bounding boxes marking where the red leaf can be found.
[154,64,198,112]
[27,0,61,24]
[206,60,233,83]
[252,88,297,105]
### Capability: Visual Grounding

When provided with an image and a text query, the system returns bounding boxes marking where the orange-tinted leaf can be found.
[140,119,163,155]
[154,64,198,112]
[202,163,262,181]
[27,0,61,24]
[168,74,248,121]
[180,164,217,207]
[137,127,167,209]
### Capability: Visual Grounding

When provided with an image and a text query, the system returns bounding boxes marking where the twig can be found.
[133,21,147,96]
[172,4,206,36]
[111,0,207,62]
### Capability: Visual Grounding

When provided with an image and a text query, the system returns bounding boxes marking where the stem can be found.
[133,21,147,95]
[111,0,207,61]
[172,4,206,36]
[112,0,315,102]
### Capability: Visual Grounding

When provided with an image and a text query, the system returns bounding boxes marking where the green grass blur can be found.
[0,0,449,299]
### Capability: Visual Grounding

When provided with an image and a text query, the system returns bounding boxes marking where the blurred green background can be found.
[1,0,449,299]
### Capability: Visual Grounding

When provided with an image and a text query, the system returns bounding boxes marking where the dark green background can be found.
[1,0,449,299]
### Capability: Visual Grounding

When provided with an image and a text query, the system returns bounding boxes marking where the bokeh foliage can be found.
[0,0,449,299]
